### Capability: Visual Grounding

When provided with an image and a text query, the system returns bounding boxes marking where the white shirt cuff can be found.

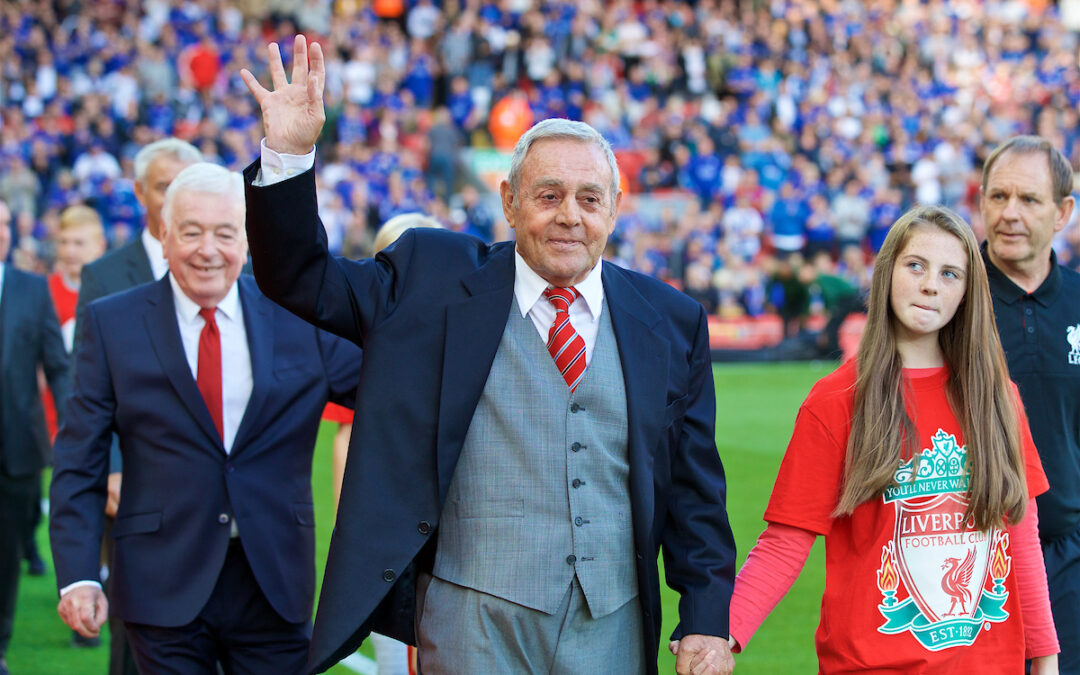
[60,580,103,597]
[254,138,316,186]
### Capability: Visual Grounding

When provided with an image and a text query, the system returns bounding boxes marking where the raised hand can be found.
[240,34,326,156]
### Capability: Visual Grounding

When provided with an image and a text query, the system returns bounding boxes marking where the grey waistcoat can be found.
[433,297,638,618]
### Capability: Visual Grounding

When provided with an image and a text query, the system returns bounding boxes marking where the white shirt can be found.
[255,138,313,186]
[169,274,253,454]
[514,252,604,361]
[141,227,168,280]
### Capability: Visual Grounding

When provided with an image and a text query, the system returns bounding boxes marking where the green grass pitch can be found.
[9,361,832,674]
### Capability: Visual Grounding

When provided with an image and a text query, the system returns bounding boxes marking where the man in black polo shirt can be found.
[980,135,1080,673]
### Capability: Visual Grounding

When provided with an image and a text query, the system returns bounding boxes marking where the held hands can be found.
[668,634,735,675]
[240,34,325,156]
[57,586,108,638]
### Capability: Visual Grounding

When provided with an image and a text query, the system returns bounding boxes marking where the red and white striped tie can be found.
[544,286,587,393]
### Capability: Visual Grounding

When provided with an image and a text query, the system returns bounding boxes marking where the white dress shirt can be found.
[142,227,169,280]
[169,274,253,454]
[513,252,604,360]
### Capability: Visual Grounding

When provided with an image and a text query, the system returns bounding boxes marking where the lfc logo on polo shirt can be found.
[875,430,1010,651]
[1067,323,1080,365]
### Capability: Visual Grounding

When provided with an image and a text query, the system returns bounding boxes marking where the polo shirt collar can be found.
[981,242,1062,308]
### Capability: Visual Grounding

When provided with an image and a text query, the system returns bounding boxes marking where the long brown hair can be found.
[833,205,1026,530]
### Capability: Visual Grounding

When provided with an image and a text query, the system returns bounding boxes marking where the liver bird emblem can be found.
[1068,324,1080,353]
[941,547,976,616]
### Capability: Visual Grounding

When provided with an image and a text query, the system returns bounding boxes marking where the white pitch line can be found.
[339,653,379,675]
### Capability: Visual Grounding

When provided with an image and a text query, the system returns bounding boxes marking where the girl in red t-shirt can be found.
[715,206,1058,673]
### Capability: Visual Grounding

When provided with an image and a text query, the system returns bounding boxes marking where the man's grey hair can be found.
[506,119,620,214]
[161,163,244,229]
[133,138,203,186]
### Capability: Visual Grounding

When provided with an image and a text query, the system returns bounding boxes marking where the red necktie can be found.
[544,287,587,393]
[197,307,223,440]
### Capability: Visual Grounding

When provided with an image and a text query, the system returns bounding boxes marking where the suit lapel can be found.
[127,240,155,286]
[435,243,516,503]
[143,276,223,449]
[230,278,271,453]
[602,264,668,542]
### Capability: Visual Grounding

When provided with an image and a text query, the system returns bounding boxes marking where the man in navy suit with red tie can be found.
[241,36,735,675]
[50,163,361,674]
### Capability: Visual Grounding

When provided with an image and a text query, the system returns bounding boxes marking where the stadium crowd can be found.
[1,0,1080,326]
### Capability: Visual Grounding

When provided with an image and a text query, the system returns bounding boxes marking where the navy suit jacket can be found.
[0,267,70,477]
[245,166,736,675]
[77,238,155,322]
[50,275,362,627]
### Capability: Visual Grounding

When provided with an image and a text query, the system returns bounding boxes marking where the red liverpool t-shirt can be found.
[765,360,1048,674]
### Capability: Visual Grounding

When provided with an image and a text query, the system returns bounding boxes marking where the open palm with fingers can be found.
[240,34,326,156]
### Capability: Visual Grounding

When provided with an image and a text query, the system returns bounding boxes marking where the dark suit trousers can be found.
[0,472,35,657]
[124,540,310,675]
[103,516,139,675]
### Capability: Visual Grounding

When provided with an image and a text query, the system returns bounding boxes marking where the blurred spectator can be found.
[426,107,463,201]
[830,178,871,252]
[49,205,106,351]
[721,194,764,262]
[1060,222,1080,273]
[0,157,42,219]
[71,142,122,200]
[768,182,808,255]
[768,253,811,338]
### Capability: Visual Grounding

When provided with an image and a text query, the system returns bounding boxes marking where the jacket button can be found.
[218,513,230,524]
[382,569,396,582]
[571,442,584,452]
[574,516,583,526]
[417,521,431,535]
[572,479,583,488]
[570,402,583,413]
[225,462,234,473]
[566,555,577,565]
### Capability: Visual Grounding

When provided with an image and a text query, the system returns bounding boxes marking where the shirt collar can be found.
[981,242,1062,307]
[168,273,242,324]
[513,251,604,319]
[141,227,168,280]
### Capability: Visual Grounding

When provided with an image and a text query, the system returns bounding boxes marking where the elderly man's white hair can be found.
[505,119,620,215]
[161,163,245,228]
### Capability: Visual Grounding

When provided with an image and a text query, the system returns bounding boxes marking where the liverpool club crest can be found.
[875,430,1011,650]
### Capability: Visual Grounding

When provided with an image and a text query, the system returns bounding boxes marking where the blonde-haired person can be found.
[714,206,1058,673]
[30,205,106,584]
[324,212,441,675]
[51,205,107,352]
